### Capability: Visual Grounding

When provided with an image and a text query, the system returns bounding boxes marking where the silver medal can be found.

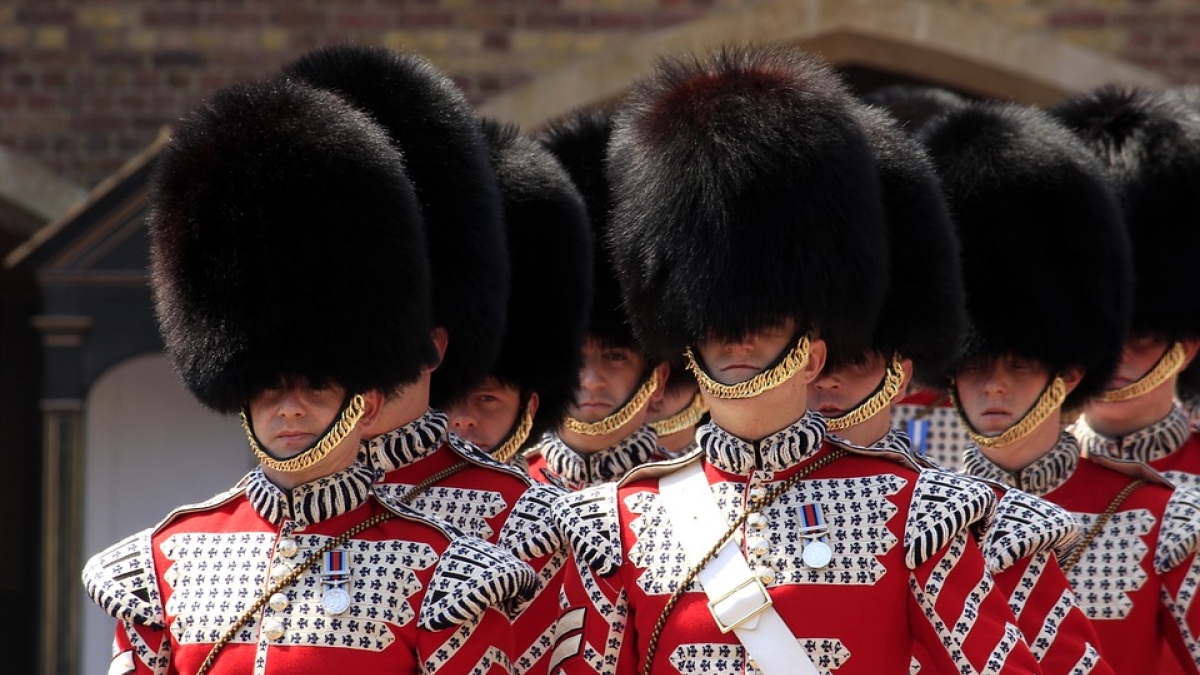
[322,586,351,615]
[802,540,832,569]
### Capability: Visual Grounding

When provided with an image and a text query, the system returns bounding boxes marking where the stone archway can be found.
[478,0,1166,129]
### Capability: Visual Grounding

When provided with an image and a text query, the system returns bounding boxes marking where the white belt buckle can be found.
[707,575,773,633]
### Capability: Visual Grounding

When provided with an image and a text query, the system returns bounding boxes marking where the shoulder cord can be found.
[196,460,471,675]
[641,448,847,675]
[1061,480,1144,575]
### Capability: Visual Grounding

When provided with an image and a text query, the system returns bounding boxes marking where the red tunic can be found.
[1075,407,1200,490]
[83,464,531,675]
[368,412,567,675]
[552,417,1041,675]
[523,425,666,491]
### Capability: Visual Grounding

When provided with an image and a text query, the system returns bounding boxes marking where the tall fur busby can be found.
[480,118,594,441]
[920,102,1132,407]
[826,104,966,388]
[150,79,436,414]
[283,45,509,408]
[605,46,889,362]
[861,84,968,138]
[538,108,639,351]
[1052,86,1200,341]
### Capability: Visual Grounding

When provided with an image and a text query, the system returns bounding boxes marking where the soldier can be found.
[810,103,1108,674]
[1051,87,1200,488]
[80,78,534,675]
[551,46,1040,675]
[524,109,671,490]
[445,119,594,472]
[924,99,1200,673]
[646,365,707,458]
[282,45,576,675]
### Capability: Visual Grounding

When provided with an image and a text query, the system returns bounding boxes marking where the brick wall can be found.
[0,0,1192,191]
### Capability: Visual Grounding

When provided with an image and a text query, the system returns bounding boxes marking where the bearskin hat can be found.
[149,78,435,414]
[605,46,889,362]
[861,84,968,137]
[825,104,965,389]
[1052,86,1200,341]
[920,102,1132,407]
[480,118,594,442]
[283,45,509,408]
[538,108,640,352]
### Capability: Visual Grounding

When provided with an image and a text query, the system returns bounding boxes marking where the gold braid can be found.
[826,354,905,432]
[685,336,810,400]
[242,394,366,474]
[641,448,848,675]
[650,392,710,437]
[951,376,1066,449]
[1098,342,1187,403]
[563,369,661,436]
[1061,480,1144,574]
[492,401,536,464]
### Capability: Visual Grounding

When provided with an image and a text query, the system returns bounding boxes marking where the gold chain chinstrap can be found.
[685,336,811,400]
[1099,342,1187,403]
[241,394,367,474]
[952,376,1066,449]
[563,369,661,437]
[650,392,710,438]
[492,401,536,464]
[826,354,906,432]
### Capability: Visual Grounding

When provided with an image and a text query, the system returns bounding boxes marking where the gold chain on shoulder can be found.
[241,394,366,474]
[951,376,1066,449]
[642,448,848,675]
[1061,480,1144,574]
[196,507,395,675]
[492,402,536,464]
[650,391,710,437]
[685,336,810,400]
[563,369,660,437]
[1098,342,1186,403]
[826,354,905,432]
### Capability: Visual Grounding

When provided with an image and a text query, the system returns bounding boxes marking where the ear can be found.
[526,391,540,419]
[1060,365,1085,395]
[1183,338,1200,368]
[423,327,450,375]
[650,362,671,404]
[358,389,386,428]
[800,338,827,385]
[897,357,915,400]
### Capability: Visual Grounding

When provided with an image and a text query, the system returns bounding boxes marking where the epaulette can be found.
[828,436,926,473]
[1085,453,1174,488]
[984,487,1082,574]
[447,433,534,483]
[618,448,702,486]
[552,483,622,576]
[498,482,568,561]
[1155,486,1200,574]
[903,469,997,570]
[419,535,537,630]
[152,484,245,533]
[81,529,165,628]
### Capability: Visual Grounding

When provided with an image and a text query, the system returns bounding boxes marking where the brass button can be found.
[756,566,777,585]
[747,513,768,531]
[748,537,770,557]
[270,564,291,583]
[268,592,289,612]
[262,617,285,641]
[277,538,299,558]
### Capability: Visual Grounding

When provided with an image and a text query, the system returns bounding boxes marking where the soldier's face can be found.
[249,379,348,457]
[647,381,698,422]
[807,351,889,419]
[954,355,1051,436]
[569,338,649,422]
[694,319,796,385]
[447,376,524,450]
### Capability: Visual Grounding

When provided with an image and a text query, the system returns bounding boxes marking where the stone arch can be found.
[478,0,1166,129]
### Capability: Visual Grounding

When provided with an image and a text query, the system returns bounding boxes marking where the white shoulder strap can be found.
[658,460,819,675]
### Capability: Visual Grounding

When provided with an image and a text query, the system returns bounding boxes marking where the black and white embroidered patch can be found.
[498,483,568,561]
[983,488,1082,574]
[553,485,623,576]
[904,470,996,570]
[1155,486,1200,574]
[82,529,165,628]
[419,536,536,630]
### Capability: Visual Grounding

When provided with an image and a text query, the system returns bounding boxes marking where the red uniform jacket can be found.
[552,415,1042,674]
[368,411,567,675]
[524,425,665,491]
[82,462,533,675]
[1075,406,1200,489]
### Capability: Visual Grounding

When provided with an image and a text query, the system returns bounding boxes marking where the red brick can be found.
[153,50,205,67]
[135,71,161,88]
[88,95,115,111]
[41,71,66,88]
[143,9,200,28]
[270,9,326,28]
[334,11,390,30]
[94,50,145,67]
[1048,10,1107,29]
[11,73,34,88]
[589,12,648,29]
[400,10,454,27]
[27,94,55,110]
[74,115,123,132]
[525,10,581,28]
[483,31,510,51]
[212,10,262,28]
[463,10,517,30]
[15,7,75,25]
[30,49,82,67]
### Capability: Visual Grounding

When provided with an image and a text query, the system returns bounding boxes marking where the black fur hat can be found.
[862,84,968,137]
[1052,86,1200,341]
[827,104,966,388]
[920,102,1132,406]
[480,119,594,442]
[605,46,889,362]
[538,108,639,352]
[283,45,509,408]
[150,79,436,414]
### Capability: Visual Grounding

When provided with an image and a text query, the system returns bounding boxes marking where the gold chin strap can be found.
[951,376,1066,449]
[1098,341,1187,403]
[492,400,535,464]
[241,394,366,473]
[685,335,810,400]
[825,353,906,432]
[563,369,661,437]
[649,391,710,437]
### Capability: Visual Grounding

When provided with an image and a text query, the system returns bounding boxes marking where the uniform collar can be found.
[828,427,911,455]
[1073,405,1191,465]
[363,409,448,473]
[246,461,376,527]
[539,426,660,488]
[962,431,1078,497]
[699,411,826,476]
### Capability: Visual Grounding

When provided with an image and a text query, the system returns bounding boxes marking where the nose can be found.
[723,333,757,354]
[811,373,838,391]
[981,371,1008,396]
[277,391,306,418]
[449,410,476,430]
[579,365,603,392]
